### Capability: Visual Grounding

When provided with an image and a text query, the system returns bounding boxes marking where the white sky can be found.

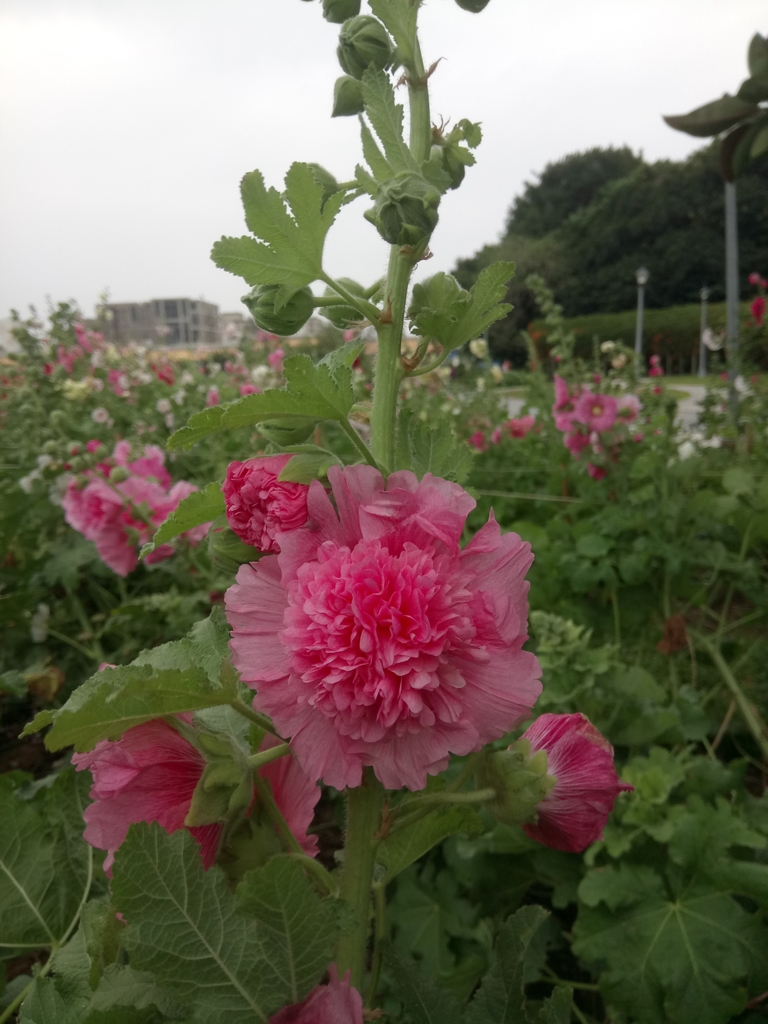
[0,0,764,319]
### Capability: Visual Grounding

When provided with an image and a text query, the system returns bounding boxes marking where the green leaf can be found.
[87,965,187,1020]
[18,977,79,1024]
[235,857,347,1002]
[722,467,753,496]
[278,451,338,483]
[379,805,484,882]
[361,68,419,177]
[575,534,611,559]
[412,263,515,349]
[747,32,768,82]
[383,947,464,1024]
[465,905,550,1024]
[663,95,759,138]
[395,408,472,482]
[368,0,418,49]
[166,406,226,451]
[574,864,766,1024]
[142,482,223,554]
[0,769,92,953]
[537,986,572,1024]
[111,825,329,1024]
[211,162,345,295]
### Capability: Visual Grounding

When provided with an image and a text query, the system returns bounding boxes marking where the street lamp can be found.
[699,287,709,377]
[634,267,649,368]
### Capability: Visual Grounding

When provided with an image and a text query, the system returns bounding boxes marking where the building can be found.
[105,298,220,347]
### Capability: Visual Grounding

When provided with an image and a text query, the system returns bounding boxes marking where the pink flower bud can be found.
[223,455,310,554]
[520,713,632,853]
[270,965,362,1024]
[587,463,607,481]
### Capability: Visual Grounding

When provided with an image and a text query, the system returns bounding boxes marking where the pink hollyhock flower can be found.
[73,722,319,875]
[573,391,617,432]
[270,965,362,1024]
[649,366,663,378]
[226,466,541,791]
[616,394,641,422]
[564,427,590,457]
[490,426,502,445]
[751,295,766,326]
[632,432,644,443]
[114,441,172,489]
[748,271,766,287]
[223,455,310,554]
[592,373,602,384]
[268,348,286,372]
[85,439,102,453]
[649,354,661,366]
[468,430,486,451]
[507,415,535,438]
[343,329,358,343]
[108,369,129,396]
[587,463,607,481]
[239,383,260,396]
[206,386,220,407]
[652,385,662,395]
[152,363,175,386]
[521,713,632,853]
[552,375,579,432]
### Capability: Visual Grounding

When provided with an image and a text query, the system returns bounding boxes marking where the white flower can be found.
[180,371,194,385]
[172,388,186,405]
[251,365,270,384]
[136,370,153,385]
[164,412,175,430]
[450,357,460,368]
[611,354,627,370]
[90,376,104,392]
[49,473,72,506]
[90,350,103,368]
[36,454,53,470]
[19,470,40,493]
[469,338,488,360]
[476,376,486,391]
[491,364,504,383]
[677,441,696,461]
[156,398,172,414]
[117,373,129,390]
[600,341,616,353]
[91,407,112,425]
[31,603,51,643]
[700,435,722,449]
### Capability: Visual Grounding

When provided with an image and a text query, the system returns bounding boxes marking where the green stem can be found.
[319,272,380,325]
[370,247,411,468]
[46,627,100,662]
[286,853,339,897]
[252,773,304,855]
[406,33,431,163]
[388,788,495,836]
[229,699,281,737]
[336,771,385,990]
[339,418,379,469]
[694,633,768,761]
[611,588,621,646]
[246,742,290,771]
[67,587,105,662]
[367,882,387,1007]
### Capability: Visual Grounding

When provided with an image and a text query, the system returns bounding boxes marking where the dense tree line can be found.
[454,144,768,363]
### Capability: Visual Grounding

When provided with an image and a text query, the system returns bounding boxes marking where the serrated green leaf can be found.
[383,946,464,1024]
[664,95,759,138]
[0,769,92,952]
[465,905,550,1024]
[211,163,345,293]
[379,805,484,883]
[537,985,572,1023]
[360,118,393,181]
[368,0,418,49]
[278,452,338,483]
[111,825,325,1024]
[413,262,515,349]
[87,965,187,1020]
[235,858,346,1002]
[361,68,419,176]
[395,408,471,482]
[167,406,226,451]
[574,864,766,1024]
[142,481,222,555]
[18,977,79,1024]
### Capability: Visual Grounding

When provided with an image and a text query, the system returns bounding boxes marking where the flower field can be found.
[2,4,768,1024]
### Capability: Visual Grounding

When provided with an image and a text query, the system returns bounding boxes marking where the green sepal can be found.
[476,739,556,828]
[208,522,262,573]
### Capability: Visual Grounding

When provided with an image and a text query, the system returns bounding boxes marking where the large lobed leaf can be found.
[411,263,515,349]
[111,825,346,1024]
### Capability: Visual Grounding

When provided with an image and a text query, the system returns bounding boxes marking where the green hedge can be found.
[529,301,750,367]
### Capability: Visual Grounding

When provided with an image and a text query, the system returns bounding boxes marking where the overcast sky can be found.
[0,0,763,320]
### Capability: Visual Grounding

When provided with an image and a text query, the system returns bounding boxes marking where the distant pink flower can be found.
[468,430,487,451]
[573,391,617,432]
[748,272,767,288]
[751,295,765,326]
[587,463,607,481]
[616,394,641,422]
[270,965,362,1024]
[343,330,358,343]
[73,721,318,875]
[226,466,541,791]
[652,385,662,395]
[223,455,309,554]
[85,439,102,453]
[74,323,94,354]
[632,432,644,443]
[57,345,83,375]
[649,354,661,366]
[552,375,579,431]
[490,427,502,445]
[564,427,590,457]
[268,348,286,372]
[592,373,602,384]
[521,713,632,853]
[114,440,171,489]
[649,366,663,378]
[507,415,536,438]
[206,386,220,407]
[239,383,260,396]
[108,369,129,396]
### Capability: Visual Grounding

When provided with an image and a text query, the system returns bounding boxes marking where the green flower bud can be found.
[454,0,491,11]
[69,456,86,472]
[306,162,342,209]
[366,172,440,246]
[242,284,315,336]
[257,417,318,446]
[337,15,393,80]
[332,75,365,117]
[209,525,261,574]
[323,0,360,23]
[322,278,367,329]
[476,739,556,828]
[109,466,129,483]
[42,440,60,456]
[49,410,67,429]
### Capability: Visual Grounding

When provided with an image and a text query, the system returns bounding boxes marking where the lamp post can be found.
[724,182,740,422]
[634,267,649,370]
[699,287,709,377]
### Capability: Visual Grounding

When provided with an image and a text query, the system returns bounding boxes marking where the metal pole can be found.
[634,283,645,369]
[699,287,708,377]
[724,181,739,423]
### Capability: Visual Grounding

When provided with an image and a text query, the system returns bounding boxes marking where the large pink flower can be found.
[521,713,632,853]
[573,391,617,433]
[226,466,541,791]
[223,455,310,553]
[616,394,641,422]
[73,721,319,874]
[270,965,362,1024]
